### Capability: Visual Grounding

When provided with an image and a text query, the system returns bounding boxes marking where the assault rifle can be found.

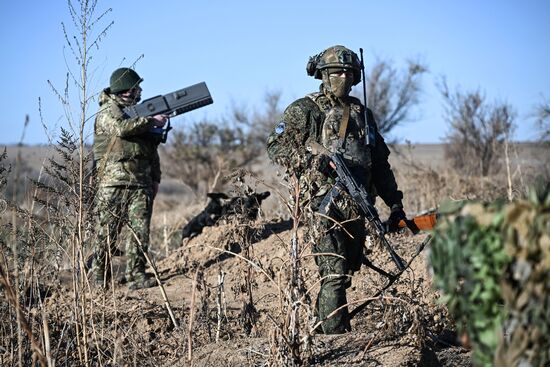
[124,82,213,143]
[308,142,406,271]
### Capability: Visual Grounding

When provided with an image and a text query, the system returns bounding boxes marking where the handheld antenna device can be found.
[359,48,372,146]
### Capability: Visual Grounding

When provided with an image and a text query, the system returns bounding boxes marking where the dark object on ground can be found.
[181,191,270,241]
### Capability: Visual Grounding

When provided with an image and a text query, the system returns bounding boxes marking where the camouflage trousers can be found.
[311,195,365,334]
[92,186,153,283]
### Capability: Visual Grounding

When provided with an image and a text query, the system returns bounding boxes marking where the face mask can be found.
[119,87,142,104]
[132,90,142,104]
[325,72,354,98]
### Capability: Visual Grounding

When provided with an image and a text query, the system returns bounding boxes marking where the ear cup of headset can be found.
[352,70,362,86]
[306,55,318,77]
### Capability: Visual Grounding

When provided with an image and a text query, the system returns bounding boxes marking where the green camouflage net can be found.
[431,187,549,367]
[431,200,510,366]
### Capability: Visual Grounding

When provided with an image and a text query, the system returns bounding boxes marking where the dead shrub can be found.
[439,79,515,177]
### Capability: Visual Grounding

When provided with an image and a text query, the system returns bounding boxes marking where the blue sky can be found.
[1,0,549,145]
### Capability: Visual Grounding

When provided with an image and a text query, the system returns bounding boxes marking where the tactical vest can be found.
[306,93,376,193]
[92,97,158,186]
[93,96,154,165]
[93,131,151,163]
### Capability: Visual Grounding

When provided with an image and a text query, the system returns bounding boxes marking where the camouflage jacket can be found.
[266,89,403,210]
[93,91,161,188]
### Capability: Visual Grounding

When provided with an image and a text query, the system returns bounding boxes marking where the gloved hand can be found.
[384,206,406,233]
[317,154,335,177]
[150,114,169,128]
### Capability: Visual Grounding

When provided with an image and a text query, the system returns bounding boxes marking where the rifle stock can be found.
[398,212,437,232]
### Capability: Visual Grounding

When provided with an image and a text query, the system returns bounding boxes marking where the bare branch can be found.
[438,79,516,176]
[357,58,427,135]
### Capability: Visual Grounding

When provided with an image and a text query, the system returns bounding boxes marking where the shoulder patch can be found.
[275,120,286,134]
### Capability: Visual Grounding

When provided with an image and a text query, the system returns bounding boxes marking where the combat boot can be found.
[119,271,152,284]
[116,273,131,284]
[91,266,111,290]
[128,273,157,290]
[92,275,110,290]
[85,248,124,272]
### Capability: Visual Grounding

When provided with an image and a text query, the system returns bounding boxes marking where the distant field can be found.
[388,142,548,170]
[2,141,548,185]
[5,143,550,213]
[2,145,60,173]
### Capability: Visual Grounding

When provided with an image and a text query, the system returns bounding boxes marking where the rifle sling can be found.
[95,135,118,183]
[337,104,350,149]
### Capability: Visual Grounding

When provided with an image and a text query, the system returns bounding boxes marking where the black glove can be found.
[317,154,335,177]
[384,207,406,233]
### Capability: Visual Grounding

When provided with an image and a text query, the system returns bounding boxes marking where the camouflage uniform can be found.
[267,46,404,334]
[92,88,161,288]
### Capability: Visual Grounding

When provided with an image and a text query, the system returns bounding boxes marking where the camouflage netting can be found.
[495,188,550,367]
[430,199,510,366]
[430,186,549,367]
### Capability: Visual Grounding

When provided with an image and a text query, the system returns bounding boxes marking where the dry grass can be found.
[0,141,547,366]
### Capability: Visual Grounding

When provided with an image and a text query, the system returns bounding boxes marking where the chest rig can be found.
[307,92,375,169]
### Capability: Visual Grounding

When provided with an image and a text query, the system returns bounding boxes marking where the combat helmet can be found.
[109,67,143,94]
[306,45,362,85]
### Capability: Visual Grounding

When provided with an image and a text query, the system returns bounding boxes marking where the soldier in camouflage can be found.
[92,67,168,290]
[267,45,407,334]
